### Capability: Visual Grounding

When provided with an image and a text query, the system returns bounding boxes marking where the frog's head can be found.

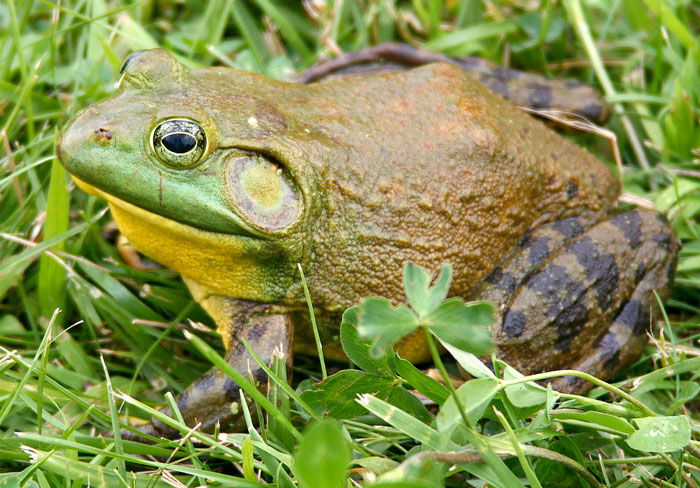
[56,50,313,303]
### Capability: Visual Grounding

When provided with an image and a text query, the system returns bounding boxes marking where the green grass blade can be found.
[37,159,69,318]
[183,330,303,442]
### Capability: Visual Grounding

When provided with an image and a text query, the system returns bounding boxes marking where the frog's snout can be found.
[56,103,117,176]
[94,127,113,143]
[55,125,73,168]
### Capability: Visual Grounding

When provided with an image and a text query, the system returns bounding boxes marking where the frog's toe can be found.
[119,424,158,443]
[117,415,181,442]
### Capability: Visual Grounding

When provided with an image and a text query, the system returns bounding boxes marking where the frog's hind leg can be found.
[471,209,678,394]
[550,232,678,394]
[122,301,293,440]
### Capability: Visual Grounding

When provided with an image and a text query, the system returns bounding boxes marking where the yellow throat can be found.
[72,177,273,303]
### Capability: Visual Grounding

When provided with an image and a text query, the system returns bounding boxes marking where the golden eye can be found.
[151,119,207,169]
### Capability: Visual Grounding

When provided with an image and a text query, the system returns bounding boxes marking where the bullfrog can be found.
[55,47,678,439]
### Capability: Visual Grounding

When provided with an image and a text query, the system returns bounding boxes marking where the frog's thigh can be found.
[484,209,677,392]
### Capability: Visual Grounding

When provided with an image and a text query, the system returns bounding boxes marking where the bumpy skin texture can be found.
[298,43,611,124]
[469,211,677,392]
[56,48,678,438]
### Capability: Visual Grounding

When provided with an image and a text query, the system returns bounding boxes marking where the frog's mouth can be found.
[73,176,290,301]
[73,176,252,249]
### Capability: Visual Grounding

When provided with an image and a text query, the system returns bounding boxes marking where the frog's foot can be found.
[298,42,610,124]
[122,312,292,441]
[471,209,678,394]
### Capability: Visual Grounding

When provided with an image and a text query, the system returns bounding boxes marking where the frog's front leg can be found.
[123,298,293,440]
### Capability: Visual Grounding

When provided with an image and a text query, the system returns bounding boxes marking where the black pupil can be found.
[162,133,196,154]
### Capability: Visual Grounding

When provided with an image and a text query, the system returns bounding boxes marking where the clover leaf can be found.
[357,262,494,358]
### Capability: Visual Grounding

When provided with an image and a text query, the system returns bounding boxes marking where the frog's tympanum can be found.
[56,48,678,439]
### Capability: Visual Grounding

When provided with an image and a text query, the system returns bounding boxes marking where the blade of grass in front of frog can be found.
[266,347,294,451]
[0,310,57,426]
[422,329,525,487]
[20,442,265,487]
[125,302,196,408]
[35,313,53,437]
[493,407,543,488]
[356,393,458,451]
[164,391,206,484]
[239,388,297,488]
[184,330,303,442]
[19,445,170,488]
[16,432,172,467]
[241,436,257,482]
[113,389,260,467]
[297,263,327,378]
[243,336,376,458]
[241,337,320,421]
[99,354,127,482]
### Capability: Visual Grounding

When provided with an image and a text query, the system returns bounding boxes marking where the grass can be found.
[1,0,700,486]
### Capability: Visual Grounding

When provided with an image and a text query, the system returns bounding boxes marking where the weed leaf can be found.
[358,298,419,358]
[404,263,452,316]
[340,307,393,377]
[395,357,450,404]
[428,299,494,355]
[436,378,500,432]
[294,420,351,488]
[627,416,691,453]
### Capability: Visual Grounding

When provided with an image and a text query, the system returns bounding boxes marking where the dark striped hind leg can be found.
[551,240,677,393]
[470,209,678,394]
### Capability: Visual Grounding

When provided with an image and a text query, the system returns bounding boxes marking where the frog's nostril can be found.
[94,127,113,144]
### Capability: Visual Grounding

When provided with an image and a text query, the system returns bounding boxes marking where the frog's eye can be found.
[151,119,207,169]
[226,155,303,232]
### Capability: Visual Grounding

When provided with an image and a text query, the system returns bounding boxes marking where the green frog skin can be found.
[56,48,678,439]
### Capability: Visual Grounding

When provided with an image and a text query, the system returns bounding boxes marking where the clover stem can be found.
[421,326,473,429]
[421,326,523,485]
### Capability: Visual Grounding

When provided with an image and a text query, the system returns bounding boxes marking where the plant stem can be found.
[421,327,524,487]
[501,370,655,416]
[298,263,327,379]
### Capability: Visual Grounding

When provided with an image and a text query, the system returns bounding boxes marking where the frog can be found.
[55,47,678,439]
